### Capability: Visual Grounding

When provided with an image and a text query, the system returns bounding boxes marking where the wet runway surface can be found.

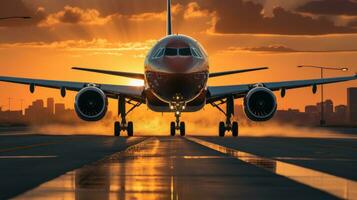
[200,136,357,181]
[0,134,144,199]
[7,136,356,200]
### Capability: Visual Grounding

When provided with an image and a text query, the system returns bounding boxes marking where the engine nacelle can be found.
[244,86,277,121]
[75,86,108,121]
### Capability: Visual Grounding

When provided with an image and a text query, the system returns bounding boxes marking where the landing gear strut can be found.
[212,96,239,137]
[114,96,140,137]
[170,111,185,136]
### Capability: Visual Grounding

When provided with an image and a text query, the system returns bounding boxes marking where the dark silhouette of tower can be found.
[47,98,54,115]
[348,88,357,123]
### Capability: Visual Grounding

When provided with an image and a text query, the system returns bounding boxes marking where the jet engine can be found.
[75,86,108,121]
[244,86,277,121]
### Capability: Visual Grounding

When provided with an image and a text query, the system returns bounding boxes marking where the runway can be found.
[0,133,356,199]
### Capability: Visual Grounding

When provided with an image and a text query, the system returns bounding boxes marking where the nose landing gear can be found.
[169,96,186,136]
[170,111,185,136]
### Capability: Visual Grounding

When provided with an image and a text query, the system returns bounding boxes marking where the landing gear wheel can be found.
[232,121,238,137]
[114,122,120,137]
[219,122,226,137]
[180,122,186,136]
[127,121,134,137]
[170,122,176,136]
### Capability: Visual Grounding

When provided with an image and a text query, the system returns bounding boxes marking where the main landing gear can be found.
[170,111,185,136]
[114,96,141,137]
[212,96,239,137]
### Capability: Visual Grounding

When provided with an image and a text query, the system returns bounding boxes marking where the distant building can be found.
[335,105,347,116]
[334,105,348,124]
[55,103,66,116]
[0,110,24,123]
[275,109,311,125]
[24,99,55,124]
[317,99,334,115]
[47,98,54,115]
[348,88,357,123]
[305,105,318,113]
[25,99,46,117]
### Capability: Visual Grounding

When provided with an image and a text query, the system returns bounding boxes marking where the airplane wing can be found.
[209,67,268,78]
[207,75,357,103]
[72,67,144,80]
[0,76,145,102]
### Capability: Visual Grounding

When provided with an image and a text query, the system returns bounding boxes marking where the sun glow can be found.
[128,79,145,86]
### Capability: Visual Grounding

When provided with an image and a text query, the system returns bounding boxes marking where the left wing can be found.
[72,67,144,80]
[0,76,145,102]
[207,75,357,102]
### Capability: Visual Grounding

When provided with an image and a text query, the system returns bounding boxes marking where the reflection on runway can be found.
[14,136,352,200]
[186,137,357,200]
[14,138,179,200]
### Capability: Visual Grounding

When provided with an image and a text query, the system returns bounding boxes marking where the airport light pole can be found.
[298,65,349,126]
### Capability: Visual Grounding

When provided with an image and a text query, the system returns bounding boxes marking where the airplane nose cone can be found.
[164,57,194,72]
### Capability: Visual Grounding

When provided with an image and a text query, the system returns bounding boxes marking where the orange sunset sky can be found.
[1,0,357,118]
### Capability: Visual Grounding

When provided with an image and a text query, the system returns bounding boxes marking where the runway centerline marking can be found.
[186,137,357,200]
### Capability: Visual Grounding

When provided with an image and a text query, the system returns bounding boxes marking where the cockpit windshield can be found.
[178,48,192,56]
[152,47,202,58]
[165,48,178,56]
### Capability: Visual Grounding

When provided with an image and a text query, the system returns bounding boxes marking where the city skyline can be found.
[1,87,357,127]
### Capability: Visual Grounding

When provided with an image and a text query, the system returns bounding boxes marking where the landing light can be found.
[128,79,144,86]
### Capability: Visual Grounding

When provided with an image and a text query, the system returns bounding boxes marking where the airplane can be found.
[0,0,356,137]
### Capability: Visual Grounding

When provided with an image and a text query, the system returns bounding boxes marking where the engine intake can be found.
[244,86,277,121]
[75,86,108,121]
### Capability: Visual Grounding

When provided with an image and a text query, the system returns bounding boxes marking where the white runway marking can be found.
[0,155,58,159]
[186,137,357,200]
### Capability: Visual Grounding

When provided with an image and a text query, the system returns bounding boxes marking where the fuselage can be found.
[144,34,209,112]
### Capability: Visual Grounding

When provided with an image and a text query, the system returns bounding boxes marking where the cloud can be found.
[0,0,46,27]
[184,2,213,19]
[0,38,155,50]
[1,0,357,46]
[297,0,357,16]
[243,45,298,53]
[38,4,185,27]
[203,0,357,35]
[128,4,182,21]
[226,45,357,54]
[248,0,313,17]
[39,6,111,27]
[349,20,357,27]
[0,38,157,58]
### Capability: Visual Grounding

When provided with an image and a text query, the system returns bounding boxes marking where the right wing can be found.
[72,67,145,80]
[209,67,268,78]
[0,76,145,102]
[207,75,357,102]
